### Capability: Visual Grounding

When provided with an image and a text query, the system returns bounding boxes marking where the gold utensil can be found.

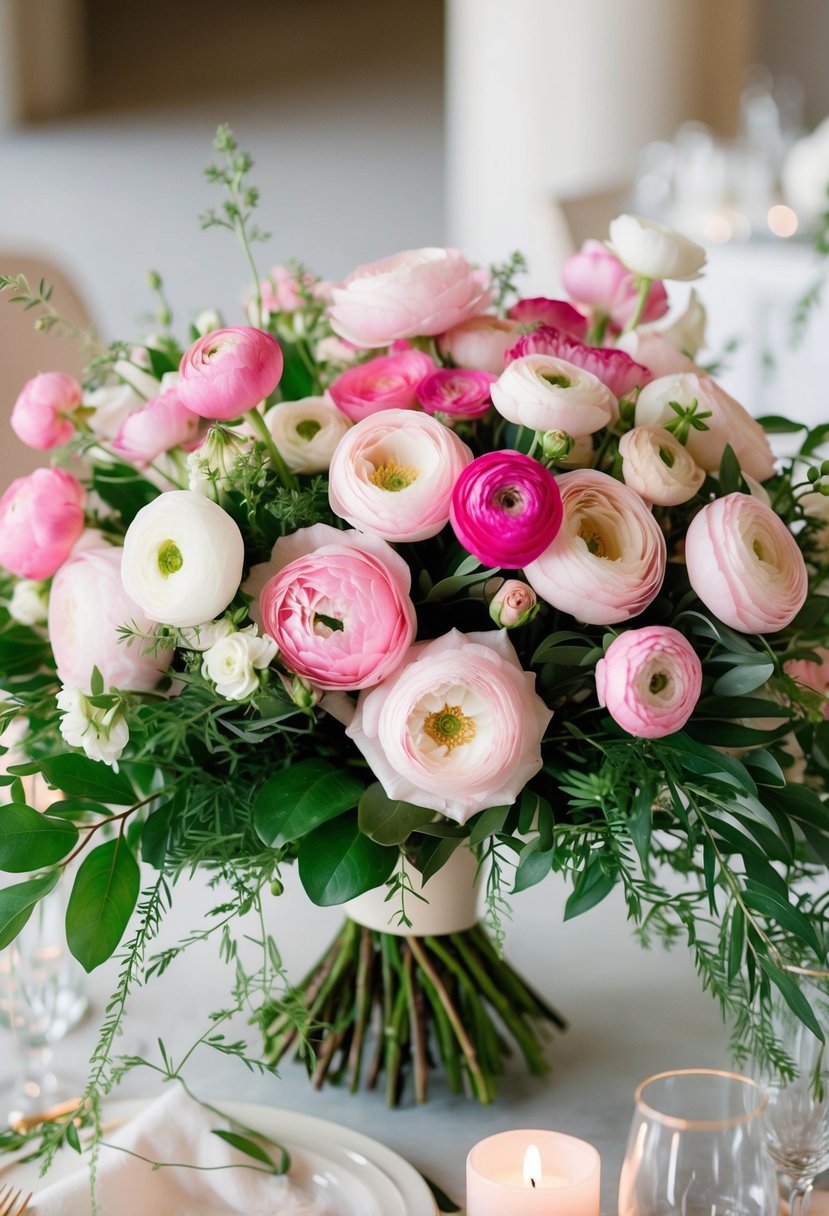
[8,1098,83,1135]
[0,1185,31,1215]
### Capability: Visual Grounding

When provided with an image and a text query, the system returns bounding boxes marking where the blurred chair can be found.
[555,183,631,250]
[0,251,94,485]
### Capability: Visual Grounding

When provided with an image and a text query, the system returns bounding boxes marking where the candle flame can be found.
[523,1143,542,1188]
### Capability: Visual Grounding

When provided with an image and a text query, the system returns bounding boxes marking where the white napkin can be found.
[31,1088,331,1216]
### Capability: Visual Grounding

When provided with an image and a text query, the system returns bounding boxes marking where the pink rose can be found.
[438,315,519,374]
[449,450,563,568]
[113,385,203,466]
[525,469,666,625]
[346,629,553,823]
[489,579,539,628]
[48,547,172,693]
[508,298,589,341]
[416,368,495,420]
[0,468,86,580]
[11,372,81,450]
[561,240,668,329]
[258,523,416,691]
[328,247,491,349]
[785,649,829,719]
[177,327,283,420]
[596,626,702,739]
[685,494,808,634]
[328,349,434,422]
[492,353,617,437]
[506,326,652,399]
[328,408,471,542]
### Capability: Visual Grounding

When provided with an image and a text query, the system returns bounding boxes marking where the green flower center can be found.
[541,372,571,389]
[423,704,476,752]
[658,445,675,468]
[649,672,669,695]
[157,539,183,578]
[296,419,322,442]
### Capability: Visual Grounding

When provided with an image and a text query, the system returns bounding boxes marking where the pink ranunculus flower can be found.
[491,353,617,437]
[258,524,416,691]
[525,469,667,625]
[489,579,539,628]
[260,264,309,314]
[177,327,283,420]
[508,298,589,340]
[346,629,552,823]
[596,626,703,739]
[0,468,86,580]
[619,425,705,506]
[786,649,829,719]
[618,330,698,378]
[450,450,563,568]
[48,547,172,693]
[11,372,81,450]
[416,368,495,420]
[561,239,669,329]
[635,372,776,483]
[505,326,652,399]
[328,408,472,542]
[113,385,203,466]
[328,247,491,349]
[328,349,434,423]
[685,494,808,634]
[438,315,519,374]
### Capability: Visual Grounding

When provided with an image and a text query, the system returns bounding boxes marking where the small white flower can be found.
[186,426,253,496]
[609,214,707,282]
[201,626,277,700]
[194,309,224,336]
[177,617,235,652]
[8,580,49,626]
[265,396,351,475]
[56,686,129,768]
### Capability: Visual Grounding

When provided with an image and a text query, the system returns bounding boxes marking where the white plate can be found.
[3,1099,438,1215]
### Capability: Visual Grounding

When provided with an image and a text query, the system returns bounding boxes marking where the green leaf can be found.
[713,662,775,697]
[211,1128,289,1173]
[756,415,807,434]
[743,749,786,788]
[421,1174,461,1213]
[629,781,655,866]
[90,666,104,697]
[357,784,434,846]
[0,804,79,872]
[743,888,823,957]
[0,870,60,949]
[145,346,179,379]
[512,839,554,893]
[141,799,177,869]
[36,754,136,805]
[297,813,396,906]
[66,838,140,971]
[253,759,364,847]
[532,630,586,665]
[564,854,617,920]
[698,696,792,720]
[726,904,745,982]
[802,422,829,456]
[65,1120,82,1154]
[758,958,825,1042]
[414,835,462,885]
[467,804,511,846]
[718,443,745,494]
[91,462,159,526]
[657,735,757,797]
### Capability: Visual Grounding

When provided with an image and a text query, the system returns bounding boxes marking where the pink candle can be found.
[466,1129,601,1215]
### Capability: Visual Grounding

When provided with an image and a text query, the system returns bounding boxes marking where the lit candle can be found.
[466,1129,600,1215]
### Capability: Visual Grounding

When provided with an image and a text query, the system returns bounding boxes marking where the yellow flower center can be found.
[422,703,476,752]
[369,462,420,492]
[578,520,620,560]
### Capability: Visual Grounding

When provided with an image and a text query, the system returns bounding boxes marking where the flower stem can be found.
[624,276,652,334]
[246,408,298,491]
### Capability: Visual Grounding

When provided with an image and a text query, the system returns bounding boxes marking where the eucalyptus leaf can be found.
[66,838,140,971]
[0,803,79,872]
[254,760,364,847]
[713,662,775,697]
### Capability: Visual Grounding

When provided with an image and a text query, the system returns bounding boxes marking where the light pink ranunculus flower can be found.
[258,524,416,691]
[328,247,491,349]
[0,468,86,580]
[346,629,552,823]
[492,353,617,437]
[785,649,829,719]
[438,315,519,374]
[328,349,434,422]
[685,494,808,634]
[618,330,698,379]
[596,626,703,739]
[49,547,172,693]
[619,425,705,506]
[635,372,776,483]
[177,327,284,420]
[328,408,472,542]
[525,469,667,625]
[11,372,81,450]
[508,298,589,340]
[489,579,539,628]
[562,239,669,329]
[260,264,309,314]
[505,326,651,399]
[113,385,203,466]
[265,395,352,474]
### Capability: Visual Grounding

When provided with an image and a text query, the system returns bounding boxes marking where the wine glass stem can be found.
[789,1181,814,1216]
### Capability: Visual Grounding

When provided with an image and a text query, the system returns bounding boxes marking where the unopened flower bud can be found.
[541,429,574,462]
[146,269,163,291]
[194,308,224,337]
[489,579,539,628]
[270,878,284,896]
[289,675,321,712]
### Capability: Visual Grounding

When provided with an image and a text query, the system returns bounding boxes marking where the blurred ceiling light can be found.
[767,204,798,237]
[703,214,734,243]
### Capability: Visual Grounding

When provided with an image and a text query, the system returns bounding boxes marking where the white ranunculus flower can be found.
[178,617,235,652]
[265,396,352,475]
[121,490,244,628]
[195,309,224,336]
[782,116,829,225]
[619,425,705,506]
[201,627,277,700]
[56,686,129,768]
[659,288,707,357]
[608,214,707,282]
[491,354,616,437]
[84,383,146,440]
[8,579,49,626]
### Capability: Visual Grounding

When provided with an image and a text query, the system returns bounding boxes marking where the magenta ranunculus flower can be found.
[0,467,86,580]
[11,372,81,450]
[595,626,703,739]
[328,247,491,349]
[449,451,563,569]
[258,523,416,691]
[508,298,589,340]
[49,546,173,693]
[177,326,283,420]
[685,494,808,634]
[561,239,669,329]
[328,349,434,423]
[113,385,203,466]
[346,629,553,823]
[416,368,495,420]
[506,325,651,399]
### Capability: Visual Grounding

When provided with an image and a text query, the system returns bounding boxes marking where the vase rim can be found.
[634,1067,767,1130]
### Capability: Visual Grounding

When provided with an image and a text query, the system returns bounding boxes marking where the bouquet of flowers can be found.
[1,128,828,1130]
